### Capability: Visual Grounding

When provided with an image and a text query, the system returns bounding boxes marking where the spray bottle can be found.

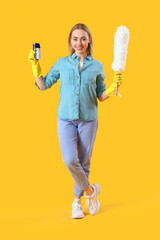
[33,43,41,60]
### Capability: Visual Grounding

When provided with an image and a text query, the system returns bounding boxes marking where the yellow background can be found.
[0,0,160,239]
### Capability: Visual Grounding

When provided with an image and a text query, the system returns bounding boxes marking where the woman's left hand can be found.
[106,72,122,96]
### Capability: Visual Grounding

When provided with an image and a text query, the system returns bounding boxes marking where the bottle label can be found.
[35,48,41,59]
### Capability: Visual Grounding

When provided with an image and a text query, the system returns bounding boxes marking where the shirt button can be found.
[77,93,79,96]
[76,102,78,104]
[77,84,79,87]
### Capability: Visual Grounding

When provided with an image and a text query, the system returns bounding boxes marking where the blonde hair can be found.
[67,23,93,57]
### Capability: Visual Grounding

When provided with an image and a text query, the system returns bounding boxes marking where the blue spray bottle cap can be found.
[33,43,40,50]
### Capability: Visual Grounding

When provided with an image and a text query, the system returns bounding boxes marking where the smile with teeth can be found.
[77,47,83,50]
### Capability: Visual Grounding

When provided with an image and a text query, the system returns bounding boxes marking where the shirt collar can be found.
[71,52,92,61]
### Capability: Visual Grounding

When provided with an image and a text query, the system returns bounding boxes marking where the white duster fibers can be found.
[112,25,130,72]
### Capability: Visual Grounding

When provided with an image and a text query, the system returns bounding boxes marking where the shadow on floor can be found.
[82,201,124,217]
[99,201,124,214]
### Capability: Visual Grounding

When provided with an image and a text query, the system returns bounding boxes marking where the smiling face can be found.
[71,29,90,57]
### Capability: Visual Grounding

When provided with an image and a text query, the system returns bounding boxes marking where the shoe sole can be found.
[92,183,101,196]
[90,200,100,215]
[72,213,84,219]
[90,183,101,215]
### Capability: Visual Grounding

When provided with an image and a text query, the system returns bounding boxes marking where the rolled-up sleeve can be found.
[96,63,106,97]
[35,58,60,91]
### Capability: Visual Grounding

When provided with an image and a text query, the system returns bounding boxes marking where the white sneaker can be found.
[72,198,84,219]
[84,183,101,215]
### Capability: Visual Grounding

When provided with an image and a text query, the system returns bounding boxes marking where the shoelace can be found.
[85,198,97,212]
[73,202,82,211]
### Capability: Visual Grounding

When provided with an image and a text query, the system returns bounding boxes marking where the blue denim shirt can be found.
[35,52,106,121]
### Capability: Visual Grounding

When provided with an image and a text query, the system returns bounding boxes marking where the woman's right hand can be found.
[28,50,39,66]
[28,49,42,77]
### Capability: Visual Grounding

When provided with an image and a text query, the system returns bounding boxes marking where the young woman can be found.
[28,23,122,219]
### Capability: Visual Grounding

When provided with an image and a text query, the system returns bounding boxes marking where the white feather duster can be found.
[112,25,130,72]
